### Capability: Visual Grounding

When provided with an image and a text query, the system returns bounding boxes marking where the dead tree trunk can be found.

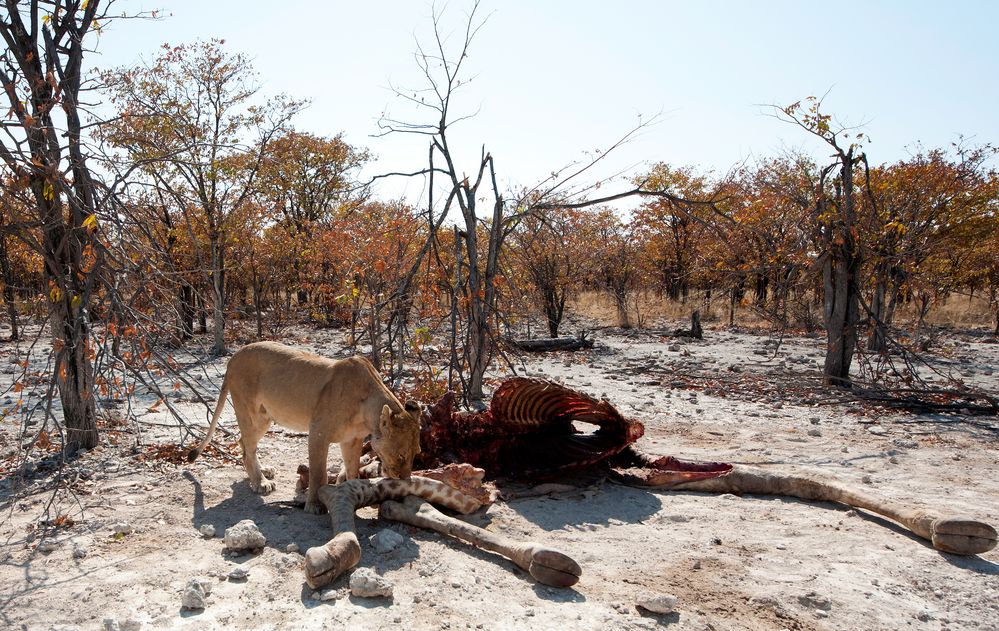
[819,155,861,388]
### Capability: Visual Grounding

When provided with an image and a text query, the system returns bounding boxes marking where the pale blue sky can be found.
[94,1,999,207]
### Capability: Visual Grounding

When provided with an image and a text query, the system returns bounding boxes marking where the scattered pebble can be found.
[111,522,134,536]
[72,544,88,559]
[285,543,299,554]
[102,618,140,631]
[867,426,887,435]
[370,529,406,554]
[862,475,873,484]
[893,439,919,449]
[888,456,899,464]
[797,591,832,611]
[315,588,340,602]
[807,429,822,437]
[37,541,58,553]
[637,593,677,614]
[349,567,393,598]
[199,524,216,538]
[224,519,266,551]
[228,566,249,581]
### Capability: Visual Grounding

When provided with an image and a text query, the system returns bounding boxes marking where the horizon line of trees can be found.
[2,2,997,457]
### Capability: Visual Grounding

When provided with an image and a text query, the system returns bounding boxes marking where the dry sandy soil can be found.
[1,319,997,630]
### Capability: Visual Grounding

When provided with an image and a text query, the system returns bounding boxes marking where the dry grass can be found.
[568,289,996,332]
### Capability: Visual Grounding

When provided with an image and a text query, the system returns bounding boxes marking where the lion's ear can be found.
[404,400,420,416]
[380,404,392,431]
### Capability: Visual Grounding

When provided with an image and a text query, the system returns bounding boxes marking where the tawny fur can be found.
[187,341,421,514]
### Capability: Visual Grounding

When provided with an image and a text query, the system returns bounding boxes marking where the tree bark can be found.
[821,158,861,388]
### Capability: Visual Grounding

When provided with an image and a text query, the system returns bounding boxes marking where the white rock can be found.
[181,578,210,610]
[370,529,405,553]
[224,519,266,551]
[637,593,677,614]
[317,588,340,601]
[102,618,121,631]
[285,543,299,554]
[199,524,216,538]
[349,567,393,598]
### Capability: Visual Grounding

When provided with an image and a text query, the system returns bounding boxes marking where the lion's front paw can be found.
[254,478,277,495]
[260,466,276,480]
[304,500,328,515]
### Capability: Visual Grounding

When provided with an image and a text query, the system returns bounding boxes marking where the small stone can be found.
[807,429,822,437]
[181,578,212,610]
[228,566,249,581]
[637,593,677,614]
[285,543,299,554]
[775,543,787,550]
[370,529,405,554]
[862,475,873,484]
[888,456,899,464]
[103,619,121,631]
[691,559,701,570]
[867,425,887,435]
[317,588,339,601]
[349,567,393,598]
[809,417,821,424]
[917,611,933,622]
[37,541,58,553]
[893,439,919,449]
[797,591,832,611]
[224,519,266,551]
[841,446,849,453]
[199,524,216,538]
[111,522,134,536]
[72,544,88,559]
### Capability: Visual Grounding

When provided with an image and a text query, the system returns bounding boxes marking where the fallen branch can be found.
[508,333,594,353]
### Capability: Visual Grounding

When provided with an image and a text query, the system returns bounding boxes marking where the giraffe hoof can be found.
[527,547,582,587]
[930,517,997,555]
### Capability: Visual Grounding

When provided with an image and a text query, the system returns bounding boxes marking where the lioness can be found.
[187,341,421,514]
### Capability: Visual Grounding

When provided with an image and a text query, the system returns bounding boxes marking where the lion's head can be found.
[371,401,422,479]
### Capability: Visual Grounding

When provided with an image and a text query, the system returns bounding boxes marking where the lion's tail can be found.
[187,372,231,463]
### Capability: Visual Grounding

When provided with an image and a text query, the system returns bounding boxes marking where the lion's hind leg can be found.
[237,402,276,495]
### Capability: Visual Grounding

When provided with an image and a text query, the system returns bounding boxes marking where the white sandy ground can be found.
[1,317,997,631]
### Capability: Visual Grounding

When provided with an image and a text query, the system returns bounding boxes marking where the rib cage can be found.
[417,377,645,478]
[491,378,644,439]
